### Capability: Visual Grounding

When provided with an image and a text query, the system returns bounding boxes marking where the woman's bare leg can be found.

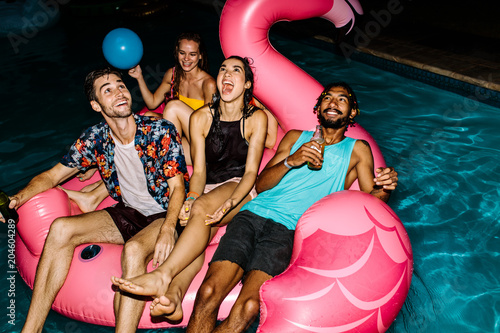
[163,100,195,165]
[149,254,205,321]
[111,182,253,296]
[143,111,162,118]
[163,99,194,140]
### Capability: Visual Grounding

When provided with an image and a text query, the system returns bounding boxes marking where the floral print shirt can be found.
[60,115,189,210]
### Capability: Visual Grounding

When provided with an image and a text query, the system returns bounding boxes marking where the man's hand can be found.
[285,140,323,168]
[374,167,398,190]
[152,228,176,268]
[9,196,19,210]
[0,196,19,223]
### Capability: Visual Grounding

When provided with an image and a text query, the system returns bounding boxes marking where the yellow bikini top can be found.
[169,67,205,110]
[179,94,205,110]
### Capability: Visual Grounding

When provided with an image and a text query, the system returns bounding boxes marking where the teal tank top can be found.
[242,131,356,230]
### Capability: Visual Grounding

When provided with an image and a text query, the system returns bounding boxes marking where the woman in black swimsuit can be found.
[111,56,269,321]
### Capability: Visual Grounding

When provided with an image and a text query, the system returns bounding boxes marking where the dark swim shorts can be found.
[104,202,167,242]
[210,210,295,277]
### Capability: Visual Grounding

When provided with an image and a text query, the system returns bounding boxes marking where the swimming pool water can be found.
[1,2,499,332]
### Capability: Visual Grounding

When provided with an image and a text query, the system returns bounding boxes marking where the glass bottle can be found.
[307,125,325,170]
[0,190,19,223]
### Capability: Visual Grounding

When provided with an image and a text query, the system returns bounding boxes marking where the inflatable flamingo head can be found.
[258,191,413,332]
[220,0,363,133]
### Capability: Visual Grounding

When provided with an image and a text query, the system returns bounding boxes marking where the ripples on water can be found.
[1,4,499,333]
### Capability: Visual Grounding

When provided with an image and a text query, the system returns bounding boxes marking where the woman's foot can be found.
[150,293,184,322]
[111,271,172,297]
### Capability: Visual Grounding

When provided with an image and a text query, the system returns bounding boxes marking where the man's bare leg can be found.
[22,210,123,333]
[186,261,245,333]
[214,270,272,333]
[113,217,165,332]
[60,181,108,213]
[111,182,252,296]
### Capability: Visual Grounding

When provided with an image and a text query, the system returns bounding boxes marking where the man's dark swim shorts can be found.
[211,210,295,277]
[104,202,167,242]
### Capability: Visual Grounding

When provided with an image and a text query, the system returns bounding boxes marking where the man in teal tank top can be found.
[187,82,399,332]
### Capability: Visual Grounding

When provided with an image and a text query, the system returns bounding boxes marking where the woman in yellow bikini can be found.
[129,32,277,154]
[129,32,216,164]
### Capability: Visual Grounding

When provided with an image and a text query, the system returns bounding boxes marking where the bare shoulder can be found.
[353,139,372,153]
[201,74,216,98]
[351,139,374,164]
[248,108,268,124]
[244,109,268,142]
[191,105,212,121]
[279,130,303,150]
[201,71,216,86]
[163,68,174,83]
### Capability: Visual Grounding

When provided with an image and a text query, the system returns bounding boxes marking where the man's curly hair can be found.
[313,82,360,126]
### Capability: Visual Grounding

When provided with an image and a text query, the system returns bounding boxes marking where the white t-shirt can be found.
[112,134,165,216]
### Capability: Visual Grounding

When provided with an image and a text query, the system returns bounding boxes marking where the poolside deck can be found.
[352,21,500,93]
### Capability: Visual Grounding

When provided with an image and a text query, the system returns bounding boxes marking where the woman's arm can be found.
[202,76,217,105]
[129,66,173,109]
[178,107,211,221]
[205,109,268,224]
[251,97,279,149]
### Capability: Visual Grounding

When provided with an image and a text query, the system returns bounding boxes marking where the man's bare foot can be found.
[76,168,98,181]
[59,185,101,213]
[150,293,183,322]
[111,271,171,297]
[80,180,102,193]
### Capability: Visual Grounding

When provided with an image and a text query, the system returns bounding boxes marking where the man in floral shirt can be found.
[6,68,188,333]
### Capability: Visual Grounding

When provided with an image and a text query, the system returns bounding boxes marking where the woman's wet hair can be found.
[313,81,359,126]
[210,56,257,145]
[84,68,123,102]
[171,32,209,97]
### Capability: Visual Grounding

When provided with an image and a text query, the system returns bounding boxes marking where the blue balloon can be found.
[102,28,143,70]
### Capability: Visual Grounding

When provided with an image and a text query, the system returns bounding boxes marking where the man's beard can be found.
[99,101,132,118]
[318,110,349,129]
